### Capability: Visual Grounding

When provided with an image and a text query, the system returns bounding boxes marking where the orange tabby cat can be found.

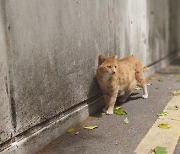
[96,55,148,114]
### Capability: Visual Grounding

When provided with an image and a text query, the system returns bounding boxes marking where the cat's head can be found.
[98,55,118,76]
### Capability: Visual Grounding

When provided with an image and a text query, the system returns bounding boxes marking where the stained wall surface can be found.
[0,0,179,146]
[0,1,13,144]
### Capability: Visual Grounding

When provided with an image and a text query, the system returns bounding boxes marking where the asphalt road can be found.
[38,60,180,154]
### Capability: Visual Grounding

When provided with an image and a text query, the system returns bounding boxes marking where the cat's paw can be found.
[106,110,114,115]
[142,94,148,99]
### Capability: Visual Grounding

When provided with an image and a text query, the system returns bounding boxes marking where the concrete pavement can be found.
[38,61,180,154]
[135,95,180,153]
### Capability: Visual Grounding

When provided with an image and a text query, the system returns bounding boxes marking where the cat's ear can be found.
[111,55,117,59]
[113,55,117,59]
[98,55,106,66]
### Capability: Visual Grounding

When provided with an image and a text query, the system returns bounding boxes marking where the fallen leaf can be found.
[134,85,142,90]
[114,106,127,115]
[75,132,79,135]
[154,146,167,154]
[83,125,98,130]
[147,83,152,86]
[167,105,179,110]
[67,128,75,133]
[115,106,122,110]
[158,124,170,129]
[157,112,168,117]
[171,90,180,96]
[124,117,129,124]
[157,78,164,82]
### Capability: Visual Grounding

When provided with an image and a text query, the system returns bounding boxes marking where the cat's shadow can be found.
[116,92,142,105]
[92,93,142,117]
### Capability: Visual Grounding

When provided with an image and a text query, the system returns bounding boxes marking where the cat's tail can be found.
[143,67,149,72]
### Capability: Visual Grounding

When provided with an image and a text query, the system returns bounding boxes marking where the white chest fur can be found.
[102,73,110,83]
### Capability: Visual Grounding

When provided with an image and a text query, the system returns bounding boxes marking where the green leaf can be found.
[83,125,98,130]
[115,106,122,110]
[154,146,167,154]
[67,128,75,133]
[124,117,129,124]
[134,85,142,90]
[114,106,127,115]
[158,124,170,129]
[167,105,179,110]
[157,78,164,82]
[171,90,180,96]
[157,112,168,117]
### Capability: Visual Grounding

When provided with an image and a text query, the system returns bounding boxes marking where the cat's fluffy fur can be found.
[96,55,148,114]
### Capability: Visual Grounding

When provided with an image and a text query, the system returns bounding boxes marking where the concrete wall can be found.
[0,0,179,152]
[0,1,13,145]
[176,0,180,55]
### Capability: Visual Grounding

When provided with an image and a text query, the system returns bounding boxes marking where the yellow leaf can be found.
[171,90,180,96]
[158,124,170,129]
[157,112,168,116]
[84,126,98,130]
[124,117,129,124]
[134,85,142,90]
[147,83,152,86]
[67,128,75,133]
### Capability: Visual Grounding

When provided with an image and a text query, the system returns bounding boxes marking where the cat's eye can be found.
[107,66,111,68]
[115,65,117,68]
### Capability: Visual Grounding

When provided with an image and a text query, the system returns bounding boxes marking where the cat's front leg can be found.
[120,90,131,103]
[103,94,110,113]
[106,93,118,115]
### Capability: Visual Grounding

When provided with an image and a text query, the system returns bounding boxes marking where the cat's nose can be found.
[112,71,115,74]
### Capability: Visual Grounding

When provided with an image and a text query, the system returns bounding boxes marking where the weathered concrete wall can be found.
[5,0,110,135]
[176,0,180,55]
[147,0,170,63]
[0,0,179,151]
[169,0,179,54]
[0,1,13,145]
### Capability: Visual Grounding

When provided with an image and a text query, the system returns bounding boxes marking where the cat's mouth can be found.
[111,72,115,75]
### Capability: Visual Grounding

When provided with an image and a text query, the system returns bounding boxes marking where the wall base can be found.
[1,96,104,154]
